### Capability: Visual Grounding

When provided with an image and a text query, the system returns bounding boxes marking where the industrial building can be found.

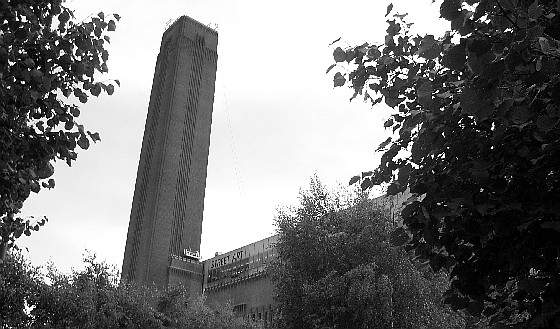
[203,235,278,324]
[120,14,406,326]
[120,14,278,320]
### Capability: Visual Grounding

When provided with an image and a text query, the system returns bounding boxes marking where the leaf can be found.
[360,177,372,190]
[527,25,544,40]
[482,60,505,78]
[361,171,373,177]
[528,0,543,20]
[390,227,410,246]
[385,3,393,17]
[467,38,492,57]
[326,64,336,74]
[349,175,361,185]
[114,79,121,87]
[102,50,109,62]
[416,35,440,60]
[90,83,102,97]
[442,43,466,71]
[538,37,550,53]
[377,137,392,151]
[64,121,73,130]
[421,206,430,219]
[59,10,70,24]
[329,37,341,46]
[333,47,346,62]
[385,35,395,48]
[23,58,35,68]
[70,107,80,117]
[460,87,478,116]
[510,106,531,124]
[414,260,431,271]
[384,118,394,128]
[517,146,530,158]
[367,46,381,59]
[519,279,546,296]
[106,84,115,95]
[417,81,432,107]
[114,13,121,21]
[386,20,401,36]
[37,163,54,179]
[108,20,116,31]
[385,97,405,108]
[73,88,83,99]
[424,228,439,246]
[333,72,346,87]
[398,164,412,186]
[387,182,405,195]
[466,300,484,316]
[536,114,556,132]
[85,131,100,143]
[440,0,462,20]
[77,135,90,150]
[345,50,356,63]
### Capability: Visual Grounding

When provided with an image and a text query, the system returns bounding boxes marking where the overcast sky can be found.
[18,0,446,272]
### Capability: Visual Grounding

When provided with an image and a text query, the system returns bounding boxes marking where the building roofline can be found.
[202,234,278,262]
[165,15,217,35]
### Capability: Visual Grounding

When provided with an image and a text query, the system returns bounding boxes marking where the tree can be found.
[272,177,465,329]
[30,254,164,329]
[330,0,560,327]
[0,251,262,329]
[0,250,41,328]
[0,0,120,261]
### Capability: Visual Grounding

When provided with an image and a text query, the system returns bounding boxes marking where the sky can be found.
[18,0,447,273]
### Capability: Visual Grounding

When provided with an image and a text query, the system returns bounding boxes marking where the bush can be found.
[0,251,261,329]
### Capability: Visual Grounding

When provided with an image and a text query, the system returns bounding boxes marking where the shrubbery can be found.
[0,252,261,329]
[271,177,467,329]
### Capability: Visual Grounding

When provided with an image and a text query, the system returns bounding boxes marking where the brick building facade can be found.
[121,16,218,297]
[203,235,278,325]
[120,15,278,317]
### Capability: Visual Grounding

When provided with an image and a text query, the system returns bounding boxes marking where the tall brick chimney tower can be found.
[121,16,218,295]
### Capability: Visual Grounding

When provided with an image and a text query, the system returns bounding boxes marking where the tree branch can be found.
[495,0,520,30]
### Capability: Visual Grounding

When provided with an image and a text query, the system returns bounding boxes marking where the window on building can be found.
[233,304,246,317]
[257,253,263,268]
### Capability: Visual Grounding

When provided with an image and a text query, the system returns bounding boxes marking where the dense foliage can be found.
[0,0,119,260]
[0,251,40,328]
[330,0,560,327]
[0,252,261,329]
[272,177,465,329]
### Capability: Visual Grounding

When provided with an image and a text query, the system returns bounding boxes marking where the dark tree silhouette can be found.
[331,1,560,327]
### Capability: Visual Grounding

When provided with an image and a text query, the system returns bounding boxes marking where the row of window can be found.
[233,304,275,328]
[248,309,274,328]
